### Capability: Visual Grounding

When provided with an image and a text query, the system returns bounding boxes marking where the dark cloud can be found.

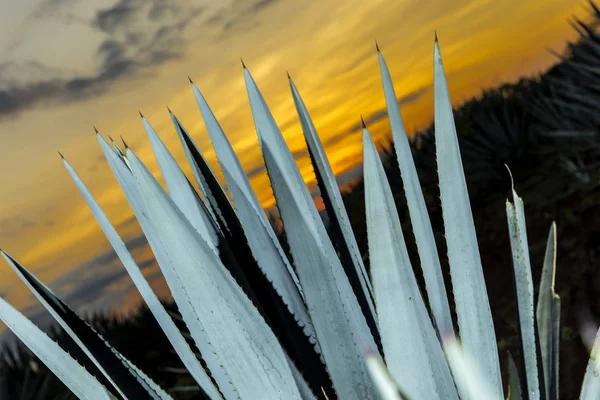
[346,86,430,133]
[0,0,205,117]
[208,0,282,36]
[0,215,38,238]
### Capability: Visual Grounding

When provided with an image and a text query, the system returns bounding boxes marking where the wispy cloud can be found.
[0,0,206,117]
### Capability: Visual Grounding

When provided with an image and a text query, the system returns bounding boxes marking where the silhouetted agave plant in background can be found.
[0,35,598,400]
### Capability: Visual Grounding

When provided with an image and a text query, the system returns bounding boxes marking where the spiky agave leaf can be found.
[141,115,219,252]
[433,36,503,397]
[62,156,222,400]
[537,222,560,400]
[506,184,542,400]
[189,83,314,339]
[244,65,379,399]
[124,145,304,398]
[190,82,304,299]
[377,46,453,336]
[0,296,115,400]
[288,76,376,327]
[580,326,600,400]
[170,104,231,233]
[1,251,170,400]
[97,134,238,399]
[442,337,502,400]
[362,126,458,399]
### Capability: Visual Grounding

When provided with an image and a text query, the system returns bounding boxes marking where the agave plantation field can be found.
[1,4,600,400]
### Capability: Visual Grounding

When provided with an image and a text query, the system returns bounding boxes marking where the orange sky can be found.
[0,0,588,320]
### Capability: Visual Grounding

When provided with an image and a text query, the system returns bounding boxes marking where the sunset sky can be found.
[0,0,587,325]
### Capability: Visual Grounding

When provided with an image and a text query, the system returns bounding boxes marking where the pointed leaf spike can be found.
[63,155,222,399]
[0,281,114,400]
[506,187,542,400]
[245,67,378,399]
[241,58,246,69]
[537,222,560,400]
[58,151,65,159]
[93,125,99,134]
[433,37,502,395]
[363,127,458,399]
[378,38,453,336]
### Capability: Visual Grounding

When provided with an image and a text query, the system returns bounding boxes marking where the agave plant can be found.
[0,36,598,400]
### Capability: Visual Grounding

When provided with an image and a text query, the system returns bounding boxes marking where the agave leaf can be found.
[442,337,502,400]
[363,127,458,400]
[580,326,600,400]
[171,108,331,396]
[288,77,376,325]
[222,167,316,339]
[141,115,219,252]
[0,295,115,400]
[170,110,230,233]
[536,222,560,400]
[365,354,406,400]
[244,65,379,399]
[508,353,523,400]
[97,134,237,399]
[506,187,542,400]
[1,251,169,400]
[124,145,303,399]
[190,83,308,325]
[433,37,502,396]
[63,155,222,400]
[377,48,453,336]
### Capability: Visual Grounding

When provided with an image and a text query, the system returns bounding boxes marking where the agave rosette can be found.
[1,36,596,400]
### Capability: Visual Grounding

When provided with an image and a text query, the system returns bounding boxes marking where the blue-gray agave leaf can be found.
[377,47,453,336]
[63,155,222,400]
[433,37,502,397]
[362,126,458,400]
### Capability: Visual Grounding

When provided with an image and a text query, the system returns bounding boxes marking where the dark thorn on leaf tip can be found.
[138,110,144,118]
[361,115,366,129]
[121,136,129,149]
[93,125,99,134]
[108,135,115,143]
[375,40,380,52]
[167,106,172,114]
[434,30,438,42]
[58,151,65,159]
[188,76,194,84]
[241,58,246,69]
[286,71,291,80]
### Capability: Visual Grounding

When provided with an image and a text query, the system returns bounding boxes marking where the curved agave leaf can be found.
[97,134,238,399]
[190,83,309,330]
[244,65,378,399]
[580,326,600,400]
[362,127,458,400]
[141,115,219,252]
[170,106,230,233]
[433,37,502,397]
[1,251,168,400]
[125,146,303,399]
[537,223,560,400]
[0,295,115,400]
[506,187,542,400]
[377,47,453,336]
[442,337,502,400]
[288,77,376,328]
[63,155,222,400]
